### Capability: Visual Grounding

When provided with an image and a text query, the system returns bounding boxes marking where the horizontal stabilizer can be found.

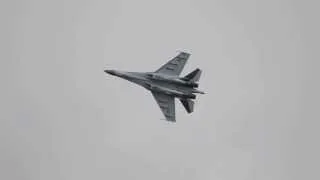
[183,68,202,82]
[180,99,194,113]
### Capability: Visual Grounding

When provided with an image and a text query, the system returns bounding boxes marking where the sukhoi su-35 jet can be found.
[105,51,204,122]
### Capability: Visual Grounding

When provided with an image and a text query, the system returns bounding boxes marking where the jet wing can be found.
[151,92,176,122]
[155,52,190,76]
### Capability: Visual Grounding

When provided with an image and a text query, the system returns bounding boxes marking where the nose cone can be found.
[104,69,116,76]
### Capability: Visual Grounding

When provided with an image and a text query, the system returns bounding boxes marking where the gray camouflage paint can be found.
[1,0,319,180]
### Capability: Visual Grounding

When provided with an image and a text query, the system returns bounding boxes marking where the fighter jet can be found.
[104,51,204,122]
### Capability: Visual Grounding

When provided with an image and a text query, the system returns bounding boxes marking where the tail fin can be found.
[180,99,194,113]
[183,68,202,82]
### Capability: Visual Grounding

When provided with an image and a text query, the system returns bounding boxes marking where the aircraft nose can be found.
[104,69,116,75]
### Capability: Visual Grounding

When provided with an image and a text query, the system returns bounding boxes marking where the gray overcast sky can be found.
[1,0,319,179]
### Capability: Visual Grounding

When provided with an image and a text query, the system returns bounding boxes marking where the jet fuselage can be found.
[146,73,199,88]
[105,70,203,99]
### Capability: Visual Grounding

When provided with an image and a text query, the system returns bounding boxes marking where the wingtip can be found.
[160,118,176,122]
[176,50,191,55]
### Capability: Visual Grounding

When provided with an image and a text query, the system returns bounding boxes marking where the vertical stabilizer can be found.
[183,68,202,82]
[180,99,194,113]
